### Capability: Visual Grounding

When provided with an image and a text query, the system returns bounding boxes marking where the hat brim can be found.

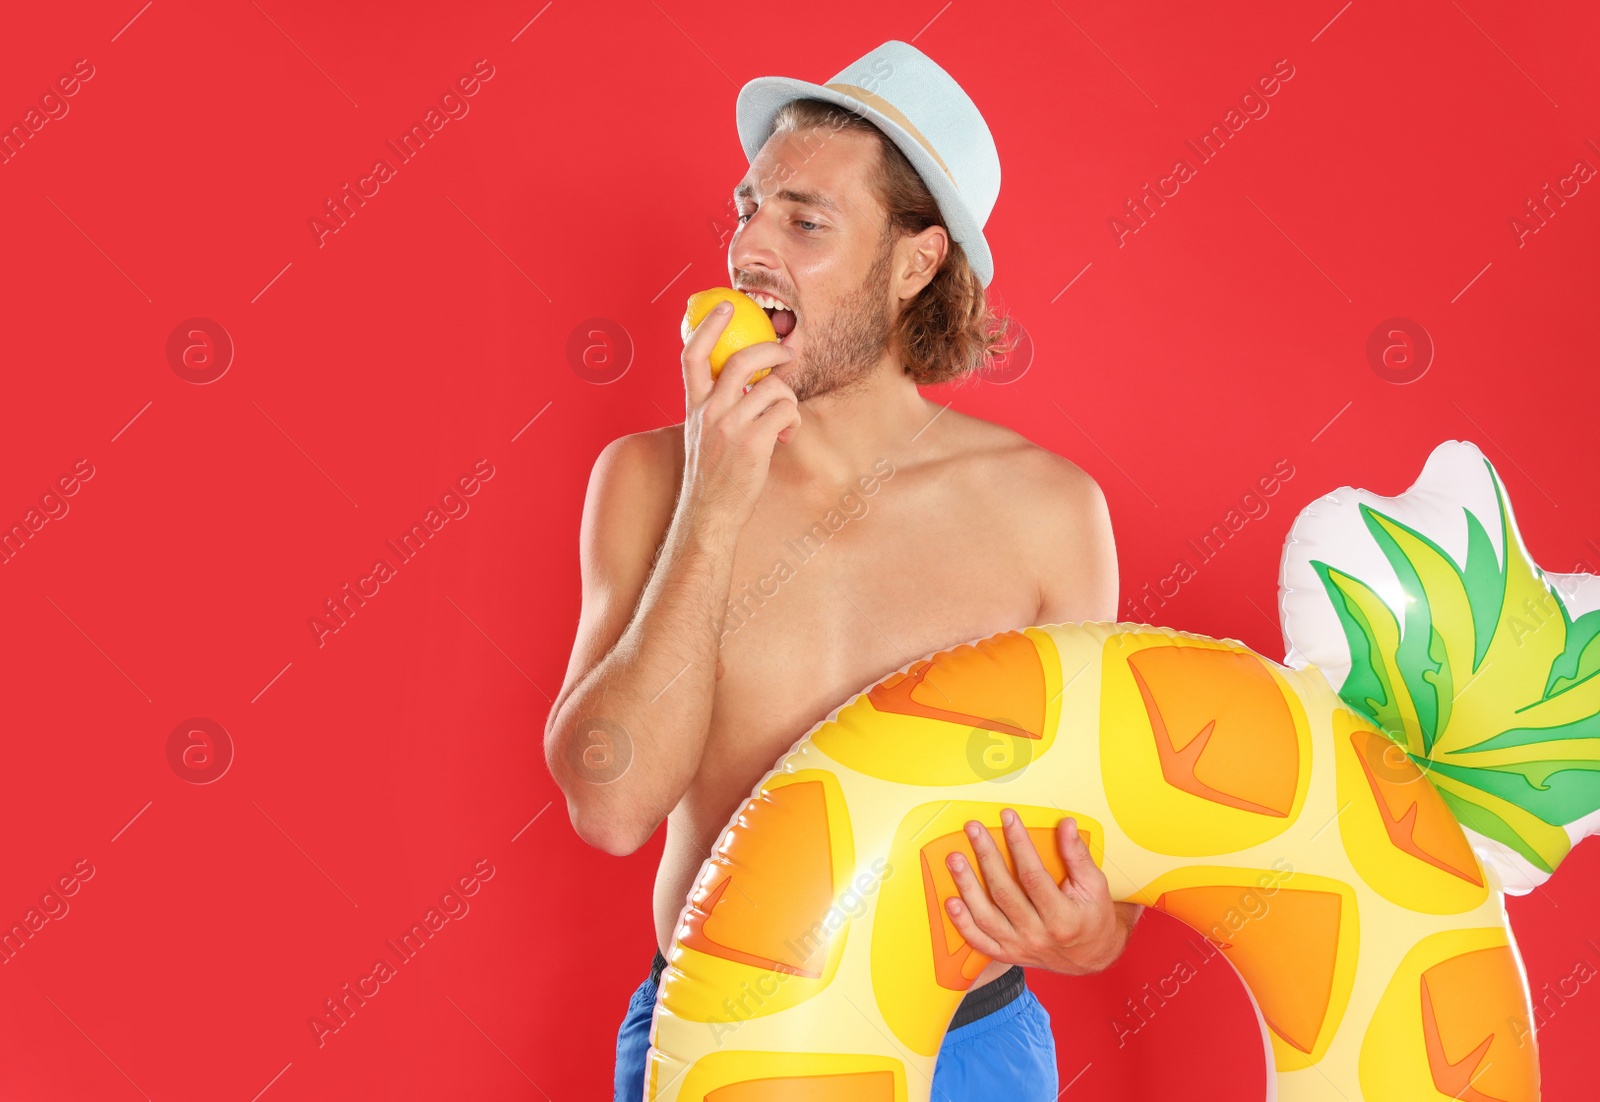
[735,76,993,288]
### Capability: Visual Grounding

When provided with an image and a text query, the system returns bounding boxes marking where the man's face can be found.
[729,126,897,404]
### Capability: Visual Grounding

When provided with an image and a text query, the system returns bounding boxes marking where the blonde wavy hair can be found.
[766,98,1018,387]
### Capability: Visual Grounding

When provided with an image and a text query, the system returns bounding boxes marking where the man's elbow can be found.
[546,731,648,855]
[569,801,650,857]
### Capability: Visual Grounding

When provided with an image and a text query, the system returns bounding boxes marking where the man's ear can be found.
[897,224,949,301]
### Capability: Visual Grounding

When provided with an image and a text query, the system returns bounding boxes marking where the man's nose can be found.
[730,206,782,267]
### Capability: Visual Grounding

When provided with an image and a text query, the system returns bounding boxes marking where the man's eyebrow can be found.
[734,182,841,214]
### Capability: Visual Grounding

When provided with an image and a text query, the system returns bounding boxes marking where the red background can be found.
[2,1,1597,1099]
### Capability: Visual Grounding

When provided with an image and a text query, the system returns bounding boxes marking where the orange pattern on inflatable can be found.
[1127,646,1299,817]
[1154,885,1343,1054]
[680,781,834,977]
[1349,726,1483,887]
[1420,947,1538,1102]
[867,630,1046,739]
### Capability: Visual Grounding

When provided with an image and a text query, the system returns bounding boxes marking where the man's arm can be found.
[1033,455,1118,629]
[945,453,1142,973]
[1034,462,1144,950]
[543,431,738,856]
[546,310,800,857]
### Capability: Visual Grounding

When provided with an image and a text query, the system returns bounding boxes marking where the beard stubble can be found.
[786,233,897,404]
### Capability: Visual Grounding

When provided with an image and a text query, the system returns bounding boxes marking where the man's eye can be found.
[734,212,820,232]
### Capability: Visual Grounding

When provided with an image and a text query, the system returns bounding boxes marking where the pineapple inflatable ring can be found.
[642,440,1600,1101]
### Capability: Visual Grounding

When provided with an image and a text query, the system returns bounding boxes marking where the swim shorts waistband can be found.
[645,950,1025,1030]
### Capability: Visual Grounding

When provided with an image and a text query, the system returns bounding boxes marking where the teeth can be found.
[743,290,791,312]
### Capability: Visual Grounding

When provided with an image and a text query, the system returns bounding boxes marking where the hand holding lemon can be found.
[681,288,784,386]
[675,286,801,534]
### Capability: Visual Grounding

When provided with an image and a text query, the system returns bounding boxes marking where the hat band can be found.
[823,81,959,191]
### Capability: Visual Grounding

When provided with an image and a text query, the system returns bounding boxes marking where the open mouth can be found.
[768,308,797,343]
[741,289,798,343]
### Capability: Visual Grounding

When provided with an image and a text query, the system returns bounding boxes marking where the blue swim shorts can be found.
[613,951,1058,1101]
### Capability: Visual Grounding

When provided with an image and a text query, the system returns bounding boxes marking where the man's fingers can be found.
[1001,809,1070,923]
[682,304,732,407]
[709,341,794,416]
[964,821,1039,931]
[944,847,1013,940]
[1058,817,1108,898]
[944,895,1006,960]
[733,371,798,426]
[752,398,802,448]
[709,342,772,407]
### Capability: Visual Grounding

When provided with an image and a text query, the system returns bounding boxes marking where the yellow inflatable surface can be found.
[644,441,1600,1101]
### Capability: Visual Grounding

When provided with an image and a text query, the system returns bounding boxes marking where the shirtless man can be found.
[547,43,1141,1101]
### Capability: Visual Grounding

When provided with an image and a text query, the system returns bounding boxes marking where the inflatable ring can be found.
[644,440,1599,1101]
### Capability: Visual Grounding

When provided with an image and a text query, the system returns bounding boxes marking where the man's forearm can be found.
[547,509,738,854]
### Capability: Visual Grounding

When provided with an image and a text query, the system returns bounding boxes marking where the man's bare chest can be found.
[702,478,1040,781]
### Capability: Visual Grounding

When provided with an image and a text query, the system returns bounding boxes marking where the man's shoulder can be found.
[593,426,684,494]
[601,423,682,464]
[941,410,1104,512]
[586,427,684,561]
[940,411,1117,621]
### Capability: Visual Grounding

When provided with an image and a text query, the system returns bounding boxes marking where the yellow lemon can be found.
[681,287,777,385]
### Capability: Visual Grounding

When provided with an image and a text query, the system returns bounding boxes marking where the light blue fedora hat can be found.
[735,40,1001,288]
